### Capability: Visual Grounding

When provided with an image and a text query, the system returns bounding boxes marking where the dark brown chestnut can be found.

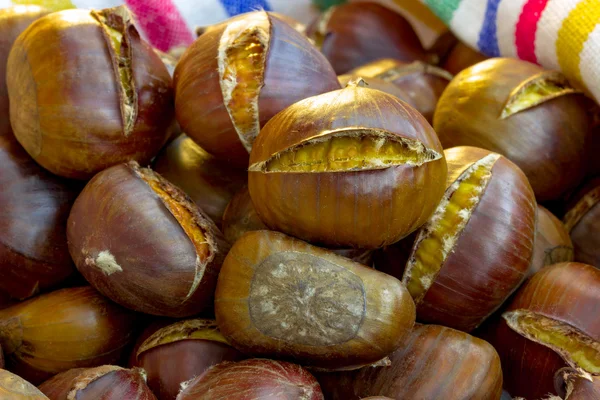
[174,11,340,167]
[38,366,156,400]
[316,324,503,399]
[554,368,600,400]
[530,205,573,276]
[67,162,229,317]
[248,81,447,249]
[0,369,49,400]
[153,135,247,226]
[434,58,593,201]
[7,6,174,179]
[306,2,428,74]
[400,146,536,332]
[176,359,324,400]
[441,41,488,75]
[136,319,245,400]
[481,262,600,399]
[215,230,416,370]
[0,287,138,384]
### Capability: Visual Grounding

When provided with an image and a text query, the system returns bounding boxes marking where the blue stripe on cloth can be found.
[477,0,502,57]
[219,0,272,15]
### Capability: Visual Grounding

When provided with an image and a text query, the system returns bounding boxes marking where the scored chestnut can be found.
[554,368,600,400]
[0,369,49,400]
[177,359,324,400]
[434,58,593,201]
[38,366,156,400]
[400,146,536,332]
[337,75,417,109]
[248,80,447,249]
[530,205,573,276]
[316,324,503,400]
[215,230,416,370]
[174,11,340,167]
[306,2,428,74]
[67,161,229,317]
[7,6,174,179]
[136,319,245,400]
[0,287,138,384]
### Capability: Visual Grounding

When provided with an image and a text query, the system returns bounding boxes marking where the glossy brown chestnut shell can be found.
[316,324,503,399]
[7,6,174,179]
[0,369,49,400]
[174,11,340,167]
[400,146,536,332]
[38,366,156,400]
[554,368,600,400]
[67,162,229,317]
[529,205,573,276]
[306,2,427,74]
[337,74,417,109]
[441,41,488,75]
[434,58,592,201]
[248,82,447,249]
[176,359,324,400]
[215,230,416,370]
[222,186,268,244]
[136,319,244,400]
[480,262,600,399]
[0,287,138,384]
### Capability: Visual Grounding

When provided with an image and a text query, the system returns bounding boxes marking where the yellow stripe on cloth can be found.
[12,0,75,11]
[556,0,600,94]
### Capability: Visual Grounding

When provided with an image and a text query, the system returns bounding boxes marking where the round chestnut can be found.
[306,2,427,74]
[177,359,324,400]
[7,6,174,179]
[563,178,600,268]
[196,12,306,37]
[337,75,417,109]
[0,369,49,400]
[174,11,340,167]
[215,230,416,370]
[481,262,600,399]
[530,205,573,276]
[248,81,447,249]
[316,324,503,399]
[67,162,229,317]
[434,58,593,201]
[153,135,247,226]
[136,319,245,400]
[441,41,488,75]
[0,287,138,384]
[555,368,600,400]
[400,146,536,332]
[38,366,156,400]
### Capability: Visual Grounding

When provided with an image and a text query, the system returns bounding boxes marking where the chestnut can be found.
[177,359,324,400]
[434,58,593,201]
[481,262,600,399]
[248,81,447,249]
[153,135,247,226]
[127,318,174,368]
[222,186,267,244]
[563,178,600,267]
[136,319,245,400]
[0,133,81,300]
[38,366,156,400]
[0,6,51,137]
[346,59,453,123]
[7,6,174,179]
[441,41,488,75]
[316,324,503,400]
[0,369,49,400]
[196,12,306,37]
[306,2,427,74]
[215,230,416,370]
[0,287,138,384]
[555,368,600,400]
[174,11,340,167]
[530,205,573,276]
[400,146,536,332]
[337,75,417,109]
[67,161,229,317]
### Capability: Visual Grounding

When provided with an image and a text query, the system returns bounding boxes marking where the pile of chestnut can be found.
[0,2,598,400]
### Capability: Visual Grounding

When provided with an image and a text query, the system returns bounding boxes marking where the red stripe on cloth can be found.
[515,0,549,63]
[125,0,195,52]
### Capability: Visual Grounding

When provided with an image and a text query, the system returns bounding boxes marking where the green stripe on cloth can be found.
[424,0,463,24]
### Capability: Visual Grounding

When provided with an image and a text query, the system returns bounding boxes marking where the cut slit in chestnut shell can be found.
[68,162,229,317]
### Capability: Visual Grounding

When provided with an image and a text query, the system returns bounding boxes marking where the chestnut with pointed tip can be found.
[136,319,245,400]
[306,2,427,74]
[0,287,138,384]
[176,359,324,400]
[175,11,340,168]
[248,82,447,249]
[401,146,536,332]
[7,6,174,179]
[38,366,156,400]
[530,205,573,276]
[434,58,592,201]
[316,324,503,400]
[0,369,49,400]
[67,162,229,317]
[554,368,600,400]
[215,230,416,370]
[337,74,417,109]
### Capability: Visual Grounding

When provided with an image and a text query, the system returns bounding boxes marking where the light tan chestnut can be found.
[0,369,49,400]
[215,230,416,371]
